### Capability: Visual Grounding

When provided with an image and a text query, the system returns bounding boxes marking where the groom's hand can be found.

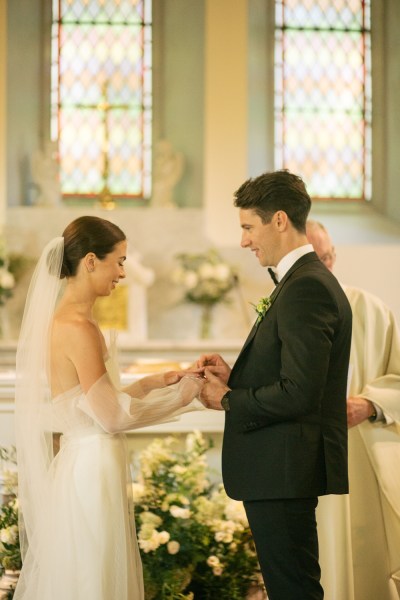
[196,354,231,384]
[200,368,230,410]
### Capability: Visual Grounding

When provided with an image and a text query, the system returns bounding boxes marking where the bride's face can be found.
[93,240,127,296]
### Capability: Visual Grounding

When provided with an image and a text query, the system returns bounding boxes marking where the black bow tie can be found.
[268,268,279,286]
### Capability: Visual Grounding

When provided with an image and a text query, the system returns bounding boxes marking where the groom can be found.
[198,170,352,600]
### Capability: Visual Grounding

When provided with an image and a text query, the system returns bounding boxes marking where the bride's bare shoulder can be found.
[52,311,100,346]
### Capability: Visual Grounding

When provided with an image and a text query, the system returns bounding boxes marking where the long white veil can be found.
[14,237,64,575]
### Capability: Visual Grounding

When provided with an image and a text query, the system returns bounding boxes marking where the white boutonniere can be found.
[252,296,272,324]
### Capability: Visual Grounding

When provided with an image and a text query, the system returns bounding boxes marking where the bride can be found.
[14,216,204,600]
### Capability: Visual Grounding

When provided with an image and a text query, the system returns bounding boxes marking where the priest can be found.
[306,220,400,600]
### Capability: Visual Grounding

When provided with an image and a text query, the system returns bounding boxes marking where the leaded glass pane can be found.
[275,0,371,200]
[51,0,152,201]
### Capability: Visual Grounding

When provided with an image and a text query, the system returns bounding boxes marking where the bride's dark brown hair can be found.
[60,216,126,279]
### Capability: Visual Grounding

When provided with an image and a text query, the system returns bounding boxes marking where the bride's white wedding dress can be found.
[14,357,203,600]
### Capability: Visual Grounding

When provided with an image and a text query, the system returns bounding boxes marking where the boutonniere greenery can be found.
[252,296,272,324]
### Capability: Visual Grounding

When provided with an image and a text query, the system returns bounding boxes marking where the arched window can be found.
[274,0,371,200]
[51,0,152,205]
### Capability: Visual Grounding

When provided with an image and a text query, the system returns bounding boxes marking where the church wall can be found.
[5,204,400,344]
[159,0,205,208]
[6,0,42,207]
[0,0,6,225]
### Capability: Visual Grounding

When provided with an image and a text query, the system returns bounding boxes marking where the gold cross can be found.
[77,80,130,209]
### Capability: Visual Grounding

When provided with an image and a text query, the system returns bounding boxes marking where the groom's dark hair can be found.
[233,169,311,233]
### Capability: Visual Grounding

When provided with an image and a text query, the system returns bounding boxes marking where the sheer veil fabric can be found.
[14,237,64,593]
[14,237,204,599]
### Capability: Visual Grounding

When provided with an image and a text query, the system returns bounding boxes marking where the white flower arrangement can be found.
[132,431,262,600]
[0,240,31,307]
[0,241,15,307]
[0,448,21,576]
[172,249,237,306]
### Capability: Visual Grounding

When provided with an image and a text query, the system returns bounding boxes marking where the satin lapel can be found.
[234,252,320,361]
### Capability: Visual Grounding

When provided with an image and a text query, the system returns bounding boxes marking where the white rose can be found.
[140,511,162,528]
[198,263,215,279]
[0,269,14,290]
[171,465,186,475]
[139,535,161,553]
[170,505,191,519]
[206,555,220,567]
[157,530,170,544]
[167,540,180,554]
[0,525,18,545]
[215,531,233,543]
[131,482,145,500]
[214,264,231,281]
[184,271,198,289]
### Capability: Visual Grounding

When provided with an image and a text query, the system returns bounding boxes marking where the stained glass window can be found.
[275,0,371,200]
[51,0,152,203]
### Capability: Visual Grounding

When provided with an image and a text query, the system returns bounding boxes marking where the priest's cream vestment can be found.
[317,285,400,600]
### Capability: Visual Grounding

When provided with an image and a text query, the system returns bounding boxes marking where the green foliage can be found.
[132,432,261,600]
[0,499,21,572]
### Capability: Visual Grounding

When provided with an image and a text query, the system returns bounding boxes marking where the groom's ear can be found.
[272,210,288,232]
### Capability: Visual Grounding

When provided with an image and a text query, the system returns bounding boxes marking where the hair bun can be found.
[60,260,70,279]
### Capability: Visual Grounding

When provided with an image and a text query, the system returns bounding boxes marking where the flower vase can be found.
[0,569,20,598]
[199,303,214,339]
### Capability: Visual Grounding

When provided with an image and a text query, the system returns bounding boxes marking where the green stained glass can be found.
[275,0,371,200]
[51,0,152,201]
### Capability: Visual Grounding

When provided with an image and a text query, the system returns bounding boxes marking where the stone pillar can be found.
[203,0,248,245]
[0,0,6,232]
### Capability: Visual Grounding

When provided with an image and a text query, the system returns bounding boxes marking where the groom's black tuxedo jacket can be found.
[223,252,352,501]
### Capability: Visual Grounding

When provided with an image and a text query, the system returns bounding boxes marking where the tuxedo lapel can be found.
[234,252,321,360]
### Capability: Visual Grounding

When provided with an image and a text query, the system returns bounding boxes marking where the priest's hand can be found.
[347,396,376,427]
[200,368,230,410]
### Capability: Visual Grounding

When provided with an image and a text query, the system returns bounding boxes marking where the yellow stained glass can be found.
[275,0,371,200]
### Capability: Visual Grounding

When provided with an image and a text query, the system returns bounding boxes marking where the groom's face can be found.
[239,209,279,267]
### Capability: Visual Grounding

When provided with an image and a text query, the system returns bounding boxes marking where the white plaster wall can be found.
[0,0,6,229]
[5,203,400,344]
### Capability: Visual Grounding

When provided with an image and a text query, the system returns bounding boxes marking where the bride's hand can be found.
[164,368,204,386]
